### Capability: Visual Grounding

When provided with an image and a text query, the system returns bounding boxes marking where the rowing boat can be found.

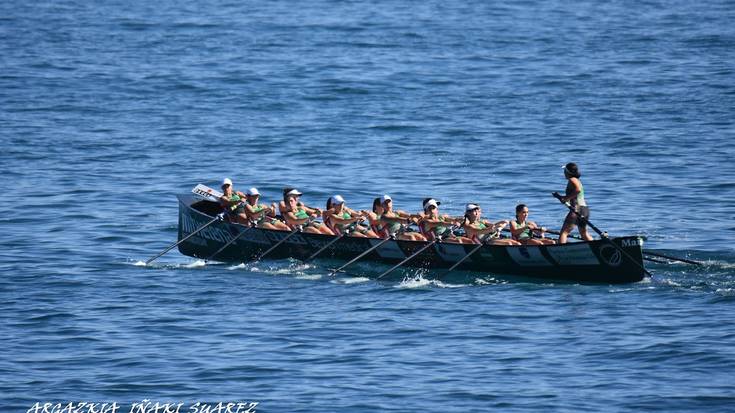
[173,189,647,284]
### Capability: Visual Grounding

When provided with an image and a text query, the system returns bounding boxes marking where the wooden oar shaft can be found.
[255,219,315,261]
[376,240,437,280]
[146,214,222,265]
[643,251,703,266]
[304,232,348,262]
[328,225,410,276]
[205,224,254,262]
[439,242,484,277]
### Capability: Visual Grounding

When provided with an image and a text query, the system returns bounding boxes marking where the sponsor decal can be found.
[181,214,230,243]
[599,244,622,266]
[507,246,552,267]
[546,243,600,266]
[621,238,642,248]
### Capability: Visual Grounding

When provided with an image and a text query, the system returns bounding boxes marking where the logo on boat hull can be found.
[599,245,622,267]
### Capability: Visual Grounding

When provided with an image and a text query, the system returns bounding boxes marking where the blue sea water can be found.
[2,0,735,411]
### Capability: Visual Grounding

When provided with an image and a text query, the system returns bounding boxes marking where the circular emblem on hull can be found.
[599,244,622,267]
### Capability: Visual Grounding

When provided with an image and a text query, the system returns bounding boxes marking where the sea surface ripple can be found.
[1,0,734,411]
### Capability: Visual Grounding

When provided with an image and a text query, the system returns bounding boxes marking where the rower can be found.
[324,195,377,238]
[243,187,290,231]
[279,187,334,235]
[377,195,425,241]
[419,198,472,244]
[366,198,385,236]
[509,204,554,245]
[553,162,593,244]
[218,178,248,225]
[462,203,520,245]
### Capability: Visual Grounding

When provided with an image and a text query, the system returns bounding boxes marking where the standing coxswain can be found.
[553,163,593,244]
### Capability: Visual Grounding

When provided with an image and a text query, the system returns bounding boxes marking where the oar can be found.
[376,239,440,280]
[328,226,407,276]
[642,251,703,266]
[304,231,349,262]
[553,195,651,277]
[437,241,489,281]
[375,225,457,281]
[145,213,224,265]
[543,207,702,266]
[205,223,255,263]
[533,227,583,240]
[643,256,668,264]
[304,218,370,262]
[253,218,315,262]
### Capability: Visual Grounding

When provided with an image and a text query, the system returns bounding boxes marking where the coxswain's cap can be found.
[330,195,345,205]
[286,189,303,197]
[423,198,440,211]
[222,178,233,187]
[246,187,260,196]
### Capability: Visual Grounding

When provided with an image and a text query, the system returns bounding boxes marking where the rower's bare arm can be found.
[560,179,582,202]
[285,211,310,226]
[330,213,360,224]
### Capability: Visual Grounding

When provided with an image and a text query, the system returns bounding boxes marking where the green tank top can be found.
[227,194,241,211]
[386,221,401,234]
[515,220,532,240]
[476,222,487,230]
[334,211,353,231]
[577,182,587,207]
[433,217,448,236]
[252,204,264,213]
[294,208,309,220]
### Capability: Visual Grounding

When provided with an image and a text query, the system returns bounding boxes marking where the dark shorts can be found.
[564,206,590,227]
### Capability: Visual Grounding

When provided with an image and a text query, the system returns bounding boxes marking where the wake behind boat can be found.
[171,186,648,284]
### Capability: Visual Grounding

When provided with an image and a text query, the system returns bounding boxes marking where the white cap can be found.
[423,199,440,211]
[246,187,260,196]
[381,194,392,203]
[286,189,302,197]
[330,195,345,205]
[222,178,233,187]
[465,203,480,212]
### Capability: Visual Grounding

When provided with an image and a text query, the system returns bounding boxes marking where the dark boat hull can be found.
[176,195,647,284]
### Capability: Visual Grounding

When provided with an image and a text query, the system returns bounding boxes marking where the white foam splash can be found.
[432,279,466,288]
[333,276,371,284]
[657,278,683,287]
[133,261,147,266]
[296,274,322,280]
[710,260,735,269]
[228,263,247,270]
[184,260,206,268]
[396,275,433,289]
[393,274,466,289]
